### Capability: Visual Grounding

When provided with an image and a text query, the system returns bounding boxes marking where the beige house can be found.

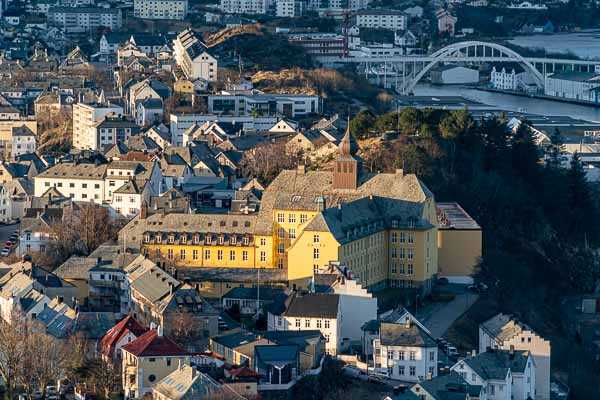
[121,327,192,399]
[436,202,482,283]
[285,129,344,160]
[479,314,551,400]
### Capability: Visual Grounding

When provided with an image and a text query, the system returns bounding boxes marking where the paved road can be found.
[0,223,20,257]
[421,286,479,338]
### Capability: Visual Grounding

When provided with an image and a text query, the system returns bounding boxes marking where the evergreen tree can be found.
[566,152,596,240]
[545,127,565,170]
[510,120,540,182]
[349,110,375,138]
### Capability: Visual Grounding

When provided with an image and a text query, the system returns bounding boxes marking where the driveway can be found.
[421,285,478,338]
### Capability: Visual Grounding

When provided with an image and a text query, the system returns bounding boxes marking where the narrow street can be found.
[420,285,479,338]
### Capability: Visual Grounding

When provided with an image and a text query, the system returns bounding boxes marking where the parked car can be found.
[5,241,13,246]
[446,346,458,357]
[343,365,366,379]
[367,375,385,385]
[468,283,488,293]
[1,249,10,257]
[436,277,449,285]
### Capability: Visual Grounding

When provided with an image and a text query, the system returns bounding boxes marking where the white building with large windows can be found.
[267,292,341,355]
[172,29,217,82]
[33,161,162,217]
[356,10,407,31]
[72,102,124,150]
[220,0,270,14]
[372,319,438,383]
[134,0,188,20]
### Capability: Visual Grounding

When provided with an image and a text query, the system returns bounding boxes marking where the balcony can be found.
[89,279,122,289]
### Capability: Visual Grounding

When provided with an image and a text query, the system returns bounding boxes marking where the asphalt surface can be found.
[421,284,479,338]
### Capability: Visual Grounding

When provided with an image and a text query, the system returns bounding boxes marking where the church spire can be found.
[339,116,352,157]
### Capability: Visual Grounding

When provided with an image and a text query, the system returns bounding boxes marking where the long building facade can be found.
[119,127,439,294]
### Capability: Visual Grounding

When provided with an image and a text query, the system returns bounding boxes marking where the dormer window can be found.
[193,235,200,244]
[181,235,187,244]
[168,235,174,244]
[144,234,150,243]
[230,236,237,245]
[206,235,212,244]
[408,219,416,229]
[392,220,398,228]
[243,236,249,246]
[218,236,224,245]
[156,235,162,244]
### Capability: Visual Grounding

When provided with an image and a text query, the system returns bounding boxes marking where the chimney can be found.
[150,322,157,330]
[426,372,433,380]
[405,318,411,328]
[395,169,404,178]
[509,345,515,358]
[97,257,102,264]
[297,164,305,175]
[140,200,148,219]
[471,349,477,358]
[157,325,163,337]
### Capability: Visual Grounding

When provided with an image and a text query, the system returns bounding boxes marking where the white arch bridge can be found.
[338,41,600,94]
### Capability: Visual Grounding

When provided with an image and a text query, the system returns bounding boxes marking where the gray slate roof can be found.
[379,321,437,347]
[462,349,531,381]
[282,293,339,319]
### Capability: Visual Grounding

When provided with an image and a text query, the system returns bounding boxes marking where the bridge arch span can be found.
[403,41,545,94]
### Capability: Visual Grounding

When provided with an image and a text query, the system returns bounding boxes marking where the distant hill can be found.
[206,24,312,71]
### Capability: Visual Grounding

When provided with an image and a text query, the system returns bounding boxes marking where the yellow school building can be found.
[120,128,463,295]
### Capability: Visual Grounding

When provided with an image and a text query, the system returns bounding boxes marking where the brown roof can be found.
[121,329,190,357]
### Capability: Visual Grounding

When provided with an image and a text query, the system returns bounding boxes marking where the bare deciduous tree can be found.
[239,141,301,185]
[25,324,70,393]
[46,203,122,266]
[0,311,30,398]
[90,357,121,399]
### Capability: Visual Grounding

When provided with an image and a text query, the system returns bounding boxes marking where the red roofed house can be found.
[121,326,192,398]
[100,314,148,361]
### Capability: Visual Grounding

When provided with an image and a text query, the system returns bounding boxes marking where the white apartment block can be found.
[356,10,407,31]
[134,0,188,20]
[207,93,321,118]
[220,0,270,14]
[479,313,551,400]
[173,29,217,82]
[267,293,341,355]
[47,6,122,32]
[33,161,162,217]
[372,320,438,383]
[276,0,297,16]
[72,102,124,150]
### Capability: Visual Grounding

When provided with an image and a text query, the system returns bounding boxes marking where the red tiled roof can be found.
[100,314,148,357]
[121,329,191,357]
[229,367,261,379]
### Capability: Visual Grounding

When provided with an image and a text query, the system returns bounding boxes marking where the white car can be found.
[1,249,10,256]
[446,346,458,356]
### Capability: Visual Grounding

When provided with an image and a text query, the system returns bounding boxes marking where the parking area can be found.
[0,223,20,257]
